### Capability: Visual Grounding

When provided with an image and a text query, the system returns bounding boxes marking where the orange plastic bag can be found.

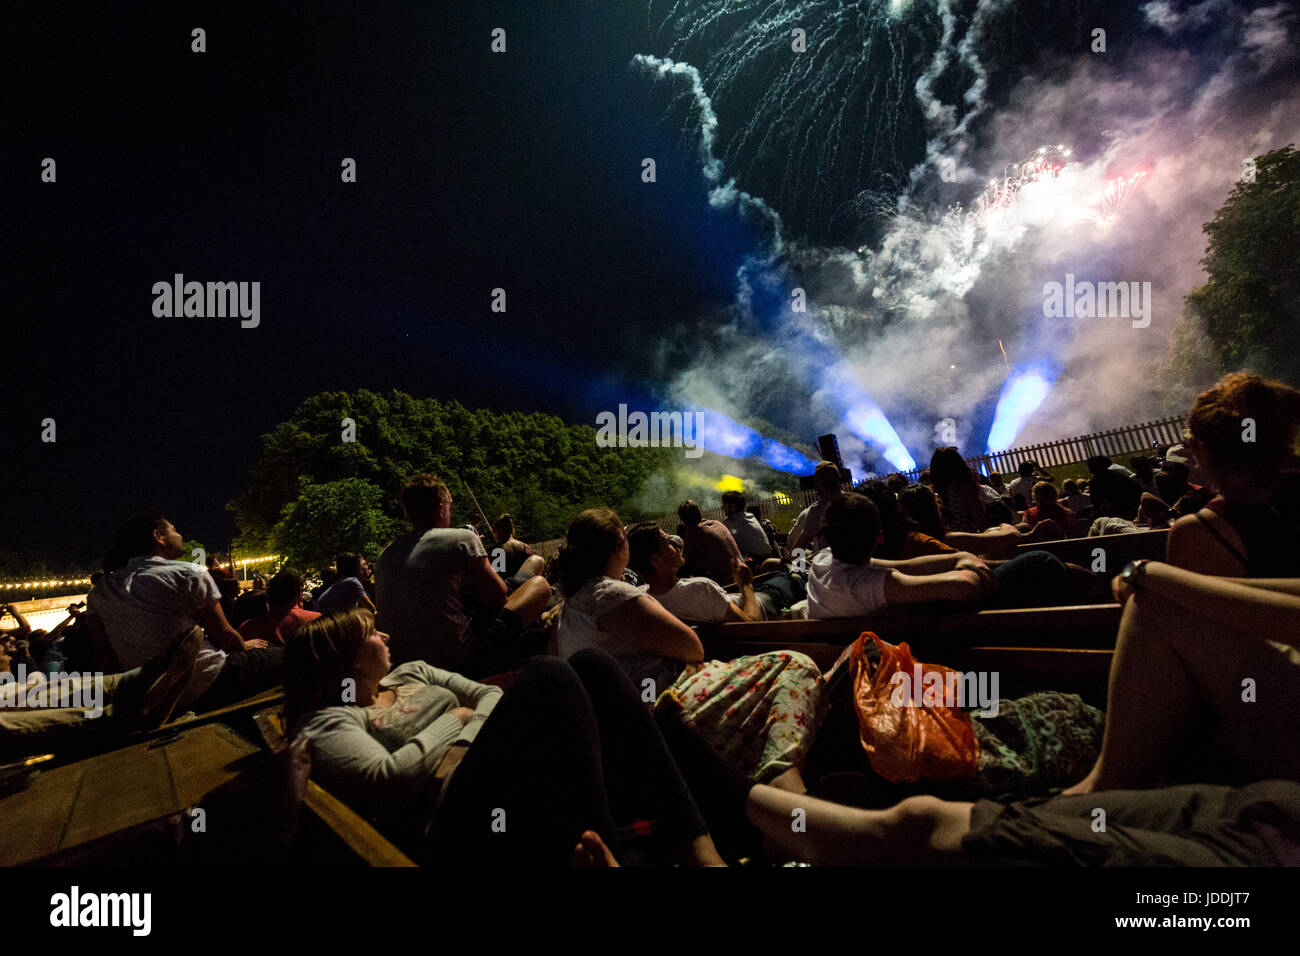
[850,633,978,783]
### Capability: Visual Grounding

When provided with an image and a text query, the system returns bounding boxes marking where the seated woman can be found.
[553,508,823,792]
[1166,372,1300,577]
[899,484,1024,558]
[726,563,1300,866]
[284,608,729,866]
[858,480,956,560]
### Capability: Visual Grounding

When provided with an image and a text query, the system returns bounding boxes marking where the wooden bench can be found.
[1016,529,1168,568]
[253,704,417,867]
[700,604,1121,658]
[0,722,262,866]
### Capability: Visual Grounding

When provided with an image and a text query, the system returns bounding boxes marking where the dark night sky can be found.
[2,1,760,563]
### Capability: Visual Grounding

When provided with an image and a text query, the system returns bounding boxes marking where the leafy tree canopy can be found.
[1185,144,1300,384]
[230,390,676,556]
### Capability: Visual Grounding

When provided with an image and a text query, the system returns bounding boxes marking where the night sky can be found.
[3,1,757,563]
[5,1,1296,566]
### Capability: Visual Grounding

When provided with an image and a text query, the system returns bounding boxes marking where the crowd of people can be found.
[3,371,1299,866]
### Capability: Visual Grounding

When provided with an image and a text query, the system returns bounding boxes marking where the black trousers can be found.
[425,649,710,866]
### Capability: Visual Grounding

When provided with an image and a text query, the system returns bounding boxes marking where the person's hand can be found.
[1111,574,1135,607]
[449,706,475,725]
[954,555,996,596]
[731,559,754,589]
[243,638,269,650]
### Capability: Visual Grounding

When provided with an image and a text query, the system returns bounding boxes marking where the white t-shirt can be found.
[88,555,225,703]
[723,512,772,557]
[1006,476,1036,503]
[806,549,890,619]
[650,577,740,625]
[557,576,681,691]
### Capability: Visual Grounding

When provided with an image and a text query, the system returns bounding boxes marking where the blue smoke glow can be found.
[986,367,1057,452]
[694,408,820,473]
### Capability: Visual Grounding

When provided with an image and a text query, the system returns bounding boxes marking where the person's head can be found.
[720,490,746,516]
[677,500,703,526]
[284,608,389,730]
[822,493,882,565]
[491,513,515,545]
[1129,455,1155,482]
[232,589,269,628]
[1155,468,1186,504]
[885,473,908,495]
[917,468,931,486]
[399,473,452,528]
[554,508,627,597]
[111,515,184,562]
[1063,479,1080,495]
[988,473,1006,491]
[1136,492,1173,528]
[335,553,367,581]
[985,499,1014,525]
[813,461,843,497]
[929,447,976,491]
[627,521,682,581]
[268,567,306,608]
[1018,460,1038,478]
[1032,481,1058,506]
[857,479,903,554]
[205,555,219,569]
[747,504,765,521]
[1186,372,1300,490]
[898,484,945,540]
[1086,455,1113,476]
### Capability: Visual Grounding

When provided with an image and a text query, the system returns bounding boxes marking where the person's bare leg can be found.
[518,554,546,578]
[768,766,807,793]
[745,786,973,866]
[504,576,551,626]
[572,830,620,867]
[678,833,727,867]
[1065,590,1228,794]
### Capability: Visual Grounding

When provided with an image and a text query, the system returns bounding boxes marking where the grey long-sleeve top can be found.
[294,662,502,812]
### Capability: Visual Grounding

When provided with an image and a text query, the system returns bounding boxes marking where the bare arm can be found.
[943,525,1023,558]
[726,560,763,622]
[197,600,251,653]
[1127,563,1300,637]
[883,568,985,606]
[1166,512,1248,576]
[871,551,971,574]
[466,554,508,611]
[599,595,706,662]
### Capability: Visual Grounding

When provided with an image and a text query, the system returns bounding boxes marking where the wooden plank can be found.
[0,760,84,866]
[0,723,259,865]
[301,781,417,867]
[61,744,175,848]
[702,604,1121,642]
[161,686,284,731]
[1016,530,1168,567]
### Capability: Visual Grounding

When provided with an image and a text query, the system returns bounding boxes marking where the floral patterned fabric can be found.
[656,651,825,783]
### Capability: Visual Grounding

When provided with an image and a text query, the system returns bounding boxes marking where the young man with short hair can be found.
[376,474,551,676]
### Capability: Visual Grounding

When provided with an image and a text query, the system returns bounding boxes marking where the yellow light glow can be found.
[714,474,745,493]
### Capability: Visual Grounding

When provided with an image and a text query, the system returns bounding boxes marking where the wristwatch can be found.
[1119,559,1150,588]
